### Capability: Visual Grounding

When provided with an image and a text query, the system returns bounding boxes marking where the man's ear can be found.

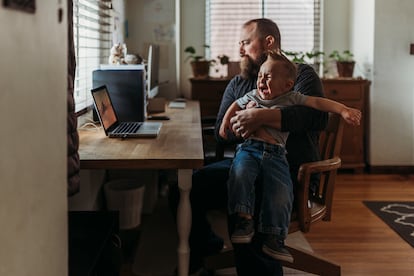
[264,35,277,50]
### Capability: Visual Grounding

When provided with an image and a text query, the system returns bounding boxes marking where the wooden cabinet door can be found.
[190,78,230,117]
[322,79,370,172]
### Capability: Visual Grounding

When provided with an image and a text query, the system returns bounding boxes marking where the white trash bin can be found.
[104,179,146,229]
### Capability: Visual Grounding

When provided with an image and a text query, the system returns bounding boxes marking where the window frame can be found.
[73,0,113,114]
[205,0,322,65]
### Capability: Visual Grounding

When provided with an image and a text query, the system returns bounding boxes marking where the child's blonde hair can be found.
[265,50,297,82]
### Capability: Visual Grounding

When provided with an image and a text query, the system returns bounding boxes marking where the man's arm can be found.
[230,108,281,138]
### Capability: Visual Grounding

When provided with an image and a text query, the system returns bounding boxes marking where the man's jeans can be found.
[227,139,293,239]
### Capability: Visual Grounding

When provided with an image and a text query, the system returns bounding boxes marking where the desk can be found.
[78,101,204,276]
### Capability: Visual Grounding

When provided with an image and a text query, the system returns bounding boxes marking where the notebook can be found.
[91,85,162,138]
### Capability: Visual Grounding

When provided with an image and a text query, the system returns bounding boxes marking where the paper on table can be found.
[168,101,186,109]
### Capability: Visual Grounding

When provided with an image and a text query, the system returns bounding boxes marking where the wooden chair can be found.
[203,113,345,275]
[201,116,235,164]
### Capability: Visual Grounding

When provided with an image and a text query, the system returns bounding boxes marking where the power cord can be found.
[78,120,101,131]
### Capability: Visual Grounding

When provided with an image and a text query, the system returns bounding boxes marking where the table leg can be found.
[177,169,192,276]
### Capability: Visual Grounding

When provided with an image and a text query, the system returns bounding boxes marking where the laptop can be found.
[91,85,162,138]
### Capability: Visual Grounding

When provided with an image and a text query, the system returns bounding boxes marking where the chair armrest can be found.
[201,116,226,162]
[298,157,342,182]
[201,116,217,125]
[295,156,341,232]
[202,116,217,137]
[202,125,216,136]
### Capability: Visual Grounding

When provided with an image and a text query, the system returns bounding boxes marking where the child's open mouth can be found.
[260,88,270,95]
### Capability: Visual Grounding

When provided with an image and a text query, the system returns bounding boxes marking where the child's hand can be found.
[341,107,361,126]
[246,101,257,109]
[219,121,230,139]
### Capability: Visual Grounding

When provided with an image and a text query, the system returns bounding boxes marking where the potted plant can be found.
[215,54,240,78]
[217,54,229,65]
[328,50,355,78]
[211,54,228,78]
[283,50,325,74]
[282,50,306,63]
[184,45,213,79]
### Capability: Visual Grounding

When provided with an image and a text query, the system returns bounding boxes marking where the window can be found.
[73,0,112,113]
[205,0,321,62]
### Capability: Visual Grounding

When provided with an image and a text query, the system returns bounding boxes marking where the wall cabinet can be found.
[322,78,370,172]
[190,78,231,118]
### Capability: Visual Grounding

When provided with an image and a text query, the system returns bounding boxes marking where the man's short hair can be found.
[243,18,281,49]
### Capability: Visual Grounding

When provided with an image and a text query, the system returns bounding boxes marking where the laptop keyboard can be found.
[114,122,142,134]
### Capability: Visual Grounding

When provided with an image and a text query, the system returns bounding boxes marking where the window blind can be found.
[205,0,321,63]
[73,0,112,113]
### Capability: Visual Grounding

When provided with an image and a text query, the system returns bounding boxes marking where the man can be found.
[169,18,327,275]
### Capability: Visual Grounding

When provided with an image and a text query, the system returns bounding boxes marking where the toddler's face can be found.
[257,60,292,100]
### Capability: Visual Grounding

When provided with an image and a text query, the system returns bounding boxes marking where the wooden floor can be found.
[304,173,414,275]
[120,173,414,275]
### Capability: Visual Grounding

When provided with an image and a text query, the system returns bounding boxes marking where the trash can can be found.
[104,179,146,229]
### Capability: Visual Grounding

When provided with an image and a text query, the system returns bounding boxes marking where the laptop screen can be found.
[91,86,118,131]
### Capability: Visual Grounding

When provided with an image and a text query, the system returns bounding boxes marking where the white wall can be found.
[350,0,375,79]
[0,1,67,275]
[323,0,351,56]
[369,0,414,165]
[111,0,126,44]
[179,0,205,98]
[125,0,177,99]
[348,0,414,166]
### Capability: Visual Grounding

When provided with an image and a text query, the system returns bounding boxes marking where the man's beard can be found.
[240,53,267,80]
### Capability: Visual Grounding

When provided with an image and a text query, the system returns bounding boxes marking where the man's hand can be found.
[230,108,261,138]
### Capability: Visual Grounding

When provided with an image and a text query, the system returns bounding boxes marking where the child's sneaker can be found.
[262,235,293,263]
[231,217,255,243]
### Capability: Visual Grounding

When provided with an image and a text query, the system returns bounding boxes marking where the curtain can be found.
[68,0,81,196]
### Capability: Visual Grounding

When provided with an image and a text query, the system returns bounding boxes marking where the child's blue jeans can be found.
[227,139,293,240]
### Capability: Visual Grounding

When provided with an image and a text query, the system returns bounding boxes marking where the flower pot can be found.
[191,61,210,79]
[336,61,355,78]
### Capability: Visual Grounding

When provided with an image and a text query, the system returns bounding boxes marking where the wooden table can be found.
[78,101,204,276]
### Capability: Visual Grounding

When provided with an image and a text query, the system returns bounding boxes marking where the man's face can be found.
[239,23,265,65]
[239,23,267,78]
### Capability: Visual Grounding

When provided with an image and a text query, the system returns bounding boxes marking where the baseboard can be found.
[367,165,414,174]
